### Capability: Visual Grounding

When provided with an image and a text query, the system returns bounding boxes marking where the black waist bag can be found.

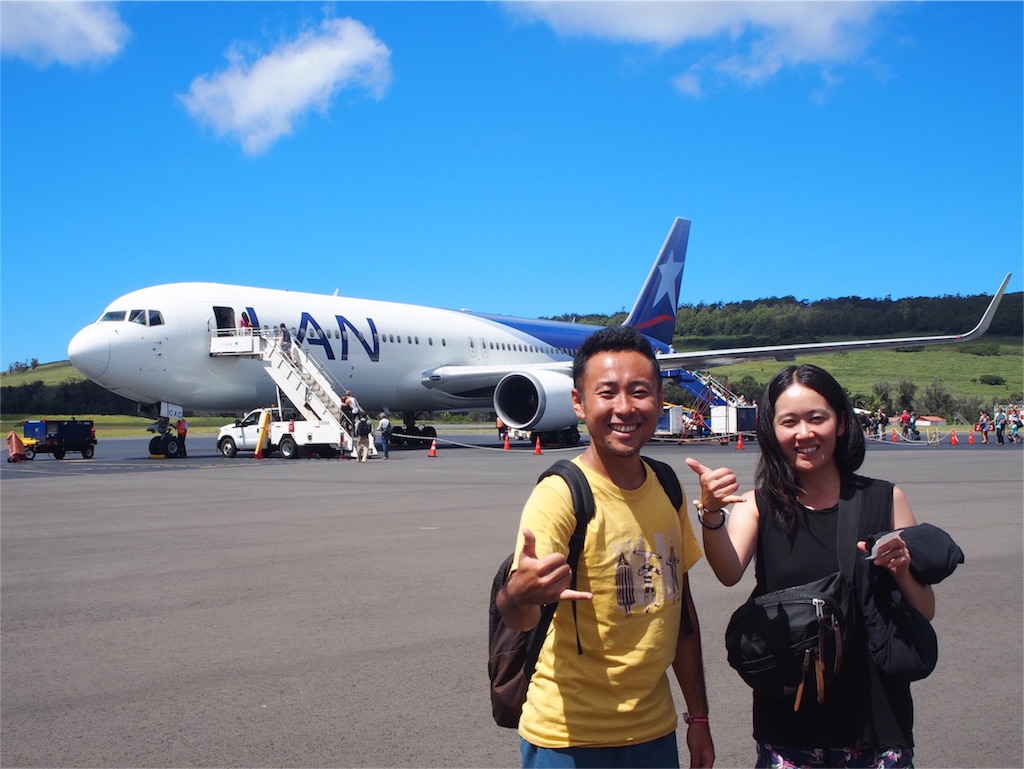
[725,569,854,710]
[725,483,862,711]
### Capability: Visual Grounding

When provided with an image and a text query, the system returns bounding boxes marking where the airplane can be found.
[67,217,1011,452]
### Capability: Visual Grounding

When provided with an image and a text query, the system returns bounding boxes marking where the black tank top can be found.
[750,478,914,749]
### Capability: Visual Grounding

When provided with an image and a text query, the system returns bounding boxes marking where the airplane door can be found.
[468,337,476,358]
[213,306,236,331]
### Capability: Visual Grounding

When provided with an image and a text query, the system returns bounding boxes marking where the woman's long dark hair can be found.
[754,364,865,531]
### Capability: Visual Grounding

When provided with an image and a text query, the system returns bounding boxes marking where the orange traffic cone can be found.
[534,435,543,455]
[735,433,744,450]
[892,429,899,442]
[428,438,437,457]
[968,430,975,445]
[950,430,959,445]
[503,433,510,451]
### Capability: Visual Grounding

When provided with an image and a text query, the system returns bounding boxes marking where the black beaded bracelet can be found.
[693,500,727,530]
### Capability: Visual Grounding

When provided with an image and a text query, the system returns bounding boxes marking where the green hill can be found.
[695,337,1022,411]
[1,360,82,387]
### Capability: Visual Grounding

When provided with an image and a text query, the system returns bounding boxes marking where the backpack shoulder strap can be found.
[532,459,595,658]
[537,460,595,575]
[838,474,895,577]
[641,456,683,511]
[640,456,697,635]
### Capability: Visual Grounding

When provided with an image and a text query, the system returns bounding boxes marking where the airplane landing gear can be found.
[147,416,182,457]
[389,414,436,448]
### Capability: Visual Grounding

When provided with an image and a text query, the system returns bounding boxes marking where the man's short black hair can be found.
[572,326,661,389]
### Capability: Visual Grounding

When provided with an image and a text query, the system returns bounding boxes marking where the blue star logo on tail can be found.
[652,247,684,309]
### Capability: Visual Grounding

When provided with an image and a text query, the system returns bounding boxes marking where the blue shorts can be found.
[521,732,679,768]
[756,742,914,768]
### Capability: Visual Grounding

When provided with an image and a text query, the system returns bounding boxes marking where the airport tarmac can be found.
[2,437,1022,768]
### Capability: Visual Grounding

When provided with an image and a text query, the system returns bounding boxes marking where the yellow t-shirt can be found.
[511,458,702,748]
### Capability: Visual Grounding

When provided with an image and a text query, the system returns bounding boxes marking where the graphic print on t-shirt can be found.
[613,531,680,617]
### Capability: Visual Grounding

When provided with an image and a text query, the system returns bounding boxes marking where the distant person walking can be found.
[899,409,912,438]
[994,408,1007,445]
[979,411,991,444]
[355,414,372,463]
[378,413,392,459]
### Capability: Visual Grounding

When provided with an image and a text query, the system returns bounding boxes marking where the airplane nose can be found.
[68,325,110,379]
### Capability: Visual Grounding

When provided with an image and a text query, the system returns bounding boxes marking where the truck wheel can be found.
[81,446,95,459]
[24,447,35,460]
[54,449,66,460]
[279,436,299,459]
[219,437,238,458]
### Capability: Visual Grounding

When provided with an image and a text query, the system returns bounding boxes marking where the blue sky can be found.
[2,1,1021,368]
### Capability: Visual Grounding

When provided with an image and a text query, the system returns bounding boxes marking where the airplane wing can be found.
[656,273,1012,371]
[420,361,572,395]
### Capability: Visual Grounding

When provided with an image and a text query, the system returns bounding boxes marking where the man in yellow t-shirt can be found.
[498,327,715,768]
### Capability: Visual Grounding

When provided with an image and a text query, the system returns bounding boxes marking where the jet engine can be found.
[493,370,577,432]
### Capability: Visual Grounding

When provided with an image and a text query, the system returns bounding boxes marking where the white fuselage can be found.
[67,282,591,415]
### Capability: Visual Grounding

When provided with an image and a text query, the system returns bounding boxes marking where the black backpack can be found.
[356,419,371,437]
[487,457,683,728]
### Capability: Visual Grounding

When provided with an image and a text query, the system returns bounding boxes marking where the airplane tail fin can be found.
[623,218,690,348]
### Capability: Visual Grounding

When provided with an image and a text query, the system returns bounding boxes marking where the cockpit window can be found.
[100,309,164,325]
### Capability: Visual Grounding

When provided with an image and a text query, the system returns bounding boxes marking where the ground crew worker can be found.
[176,417,188,457]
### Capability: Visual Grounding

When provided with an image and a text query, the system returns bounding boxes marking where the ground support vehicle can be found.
[217,407,363,459]
[22,419,97,460]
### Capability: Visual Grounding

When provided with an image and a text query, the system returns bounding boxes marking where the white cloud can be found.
[0,1,129,67]
[507,1,884,97]
[179,17,391,156]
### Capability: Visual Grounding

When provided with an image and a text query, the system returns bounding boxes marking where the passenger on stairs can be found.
[278,323,292,362]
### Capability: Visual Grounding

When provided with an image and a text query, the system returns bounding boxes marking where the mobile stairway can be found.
[666,368,737,410]
[210,329,365,456]
[663,367,754,440]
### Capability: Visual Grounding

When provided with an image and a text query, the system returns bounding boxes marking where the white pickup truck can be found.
[217,407,360,459]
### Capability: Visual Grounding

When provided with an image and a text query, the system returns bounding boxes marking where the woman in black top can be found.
[686,364,934,768]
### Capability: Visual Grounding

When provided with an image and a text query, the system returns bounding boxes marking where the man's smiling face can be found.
[572,349,662,461]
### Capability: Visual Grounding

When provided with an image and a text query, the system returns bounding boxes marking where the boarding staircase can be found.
[669,369,737,411]
[210,329,358,452]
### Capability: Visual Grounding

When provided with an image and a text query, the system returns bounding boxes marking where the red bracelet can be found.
[683,713,709,725]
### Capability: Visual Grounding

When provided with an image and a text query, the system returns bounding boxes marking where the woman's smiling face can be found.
[772,382,846,476]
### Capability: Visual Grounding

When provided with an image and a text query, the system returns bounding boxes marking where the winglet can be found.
[623,218,690,348]
[957,273,1012,341]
